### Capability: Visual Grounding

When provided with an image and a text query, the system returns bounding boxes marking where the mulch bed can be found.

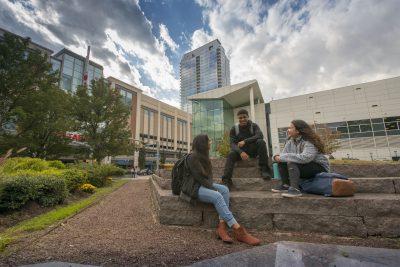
[0,191,90,232]
[1,179,399,267]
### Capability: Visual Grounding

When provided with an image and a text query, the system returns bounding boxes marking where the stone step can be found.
[150,177,400,238]
[152,174,400,194]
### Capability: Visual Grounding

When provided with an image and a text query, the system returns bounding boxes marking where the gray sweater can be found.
[274,136,330,172]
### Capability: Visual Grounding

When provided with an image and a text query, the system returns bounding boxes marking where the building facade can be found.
[180,39,230,113]
[53,48,103,92]
[108,77,192,169]
[189,80,267,157]
[269,76,400,161]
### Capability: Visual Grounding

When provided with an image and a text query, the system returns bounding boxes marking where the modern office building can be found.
[269,76,400,161]
[107,77,192,169]
[52,48,103,92]
[0,27,53,58]
[180,39,230,112]
[189,80,267,157]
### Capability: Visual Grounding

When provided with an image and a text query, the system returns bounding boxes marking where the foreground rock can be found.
[187,241,400,267]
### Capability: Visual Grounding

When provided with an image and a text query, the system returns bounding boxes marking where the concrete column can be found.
[157,102,161,170]
[187,113,191,153]
[174,110,178,151]
[250,86,256,122]
[134,91,142,167]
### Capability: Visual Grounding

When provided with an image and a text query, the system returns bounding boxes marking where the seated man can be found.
[222,109,272,189]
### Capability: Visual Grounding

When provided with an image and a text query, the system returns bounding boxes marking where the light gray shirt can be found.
[274,136,330,172]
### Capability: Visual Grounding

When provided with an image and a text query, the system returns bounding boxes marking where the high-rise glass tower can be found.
[180,39,230,112]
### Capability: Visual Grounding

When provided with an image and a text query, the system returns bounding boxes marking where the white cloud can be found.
[159,23,179,53]
[0,0,180,101]
[193,0,400,100]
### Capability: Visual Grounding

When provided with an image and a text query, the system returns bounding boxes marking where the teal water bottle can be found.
[272,162,281,180]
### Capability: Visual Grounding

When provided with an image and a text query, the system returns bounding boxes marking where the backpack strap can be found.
[235,123,239,136]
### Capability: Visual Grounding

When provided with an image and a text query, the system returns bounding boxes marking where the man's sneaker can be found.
[260,167,272,180]
[271,184,289,193]
[281,187,302,198]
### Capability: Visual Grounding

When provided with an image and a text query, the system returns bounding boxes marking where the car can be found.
[137,168,153,176]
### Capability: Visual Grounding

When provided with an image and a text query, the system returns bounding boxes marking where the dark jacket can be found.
[230,121,263,154]
[180,153,215,204]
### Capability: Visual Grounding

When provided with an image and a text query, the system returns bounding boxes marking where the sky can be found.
[1,0,400,108]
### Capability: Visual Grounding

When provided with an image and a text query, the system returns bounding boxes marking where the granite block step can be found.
[152,174,400,194]
[150,176,400,237]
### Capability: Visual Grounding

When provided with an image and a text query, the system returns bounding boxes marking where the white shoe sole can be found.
[271,189,288,193]
[281,192,302,198]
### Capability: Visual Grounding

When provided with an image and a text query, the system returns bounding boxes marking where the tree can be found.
[216,130,231,158]
[71,78,132,163]
[315,125,341,157]
[138,146,146,169]
[160,149,166,165]
[0,33,74,158]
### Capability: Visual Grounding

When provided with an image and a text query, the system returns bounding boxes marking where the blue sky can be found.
[1,0,400,107]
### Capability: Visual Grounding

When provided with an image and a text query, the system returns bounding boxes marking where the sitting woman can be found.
[180,134,260,246]
[272,120,330,198]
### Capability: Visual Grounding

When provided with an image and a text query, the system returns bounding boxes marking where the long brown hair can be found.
[291,120,326,154]
[192,134,212,177]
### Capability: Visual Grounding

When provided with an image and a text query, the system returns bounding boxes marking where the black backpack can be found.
[171,153,190,195]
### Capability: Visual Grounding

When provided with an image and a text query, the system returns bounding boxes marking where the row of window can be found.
[277,116,400,144]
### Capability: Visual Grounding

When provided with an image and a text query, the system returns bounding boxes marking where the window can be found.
[372,123,385,131]
[384,116,400,123]
[348,125,360,133]
[385,122,399,130]
[337,126,349,133]
[360,124,372,132]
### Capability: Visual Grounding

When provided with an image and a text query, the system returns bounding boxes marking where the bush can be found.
[1,157,49,172]
[61,169,88,193]
[80,183,96,194]
[71,164,123,187]
[48,160,66,169]
[0,176,35,211]
[32,176,68,207]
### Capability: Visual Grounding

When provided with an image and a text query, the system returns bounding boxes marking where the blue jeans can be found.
[197,183,238,227]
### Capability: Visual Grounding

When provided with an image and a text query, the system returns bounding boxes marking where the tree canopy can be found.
[71,78,133,163]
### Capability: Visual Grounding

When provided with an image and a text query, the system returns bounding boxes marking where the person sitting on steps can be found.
[221,109,272,190]
[272,119,330,198]
[180,134,261,246]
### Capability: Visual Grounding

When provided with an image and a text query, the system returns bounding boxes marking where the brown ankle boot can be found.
[216,221,233,243]
[233,226,261,246]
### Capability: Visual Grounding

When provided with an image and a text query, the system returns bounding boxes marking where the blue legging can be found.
[197,183,238,227]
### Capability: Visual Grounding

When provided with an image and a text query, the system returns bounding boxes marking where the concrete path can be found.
[188,241,400,267]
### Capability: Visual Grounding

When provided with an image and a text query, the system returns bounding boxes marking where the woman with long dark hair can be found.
[272,120,330,197]
[180,134,260,246]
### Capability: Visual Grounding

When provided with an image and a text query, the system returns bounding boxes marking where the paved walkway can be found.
[1,179,399,267]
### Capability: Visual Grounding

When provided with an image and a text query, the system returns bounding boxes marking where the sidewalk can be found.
[1,179,399,267]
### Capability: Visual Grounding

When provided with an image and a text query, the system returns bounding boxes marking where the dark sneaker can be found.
[281,187,302,198]
[260,167,272,180]
[271,184,289,193]
[221,177,233,190]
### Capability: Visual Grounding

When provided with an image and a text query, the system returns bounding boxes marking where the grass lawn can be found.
[0,179,128,253]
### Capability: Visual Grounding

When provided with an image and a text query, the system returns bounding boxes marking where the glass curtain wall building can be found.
[53,48,103,93]
[180,39,230,113]
[192,99,234,156]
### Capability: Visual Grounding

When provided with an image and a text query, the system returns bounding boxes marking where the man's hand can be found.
[274,155,280,162]
[238,141,245,148]
[240,151,249,160]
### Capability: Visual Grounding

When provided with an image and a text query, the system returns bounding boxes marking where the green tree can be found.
[138,146,146,169]
[217,130,231,158]
[71,78,132,163]
[160,149,166,165]
[0,32,74,158]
